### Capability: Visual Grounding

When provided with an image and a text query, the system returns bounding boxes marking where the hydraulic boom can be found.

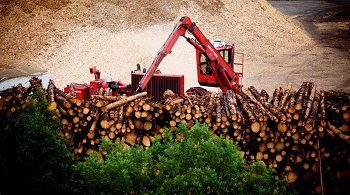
[136,16,242,94]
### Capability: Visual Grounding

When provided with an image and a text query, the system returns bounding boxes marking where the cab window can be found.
[219,49,231,63]
[199,53,212,75]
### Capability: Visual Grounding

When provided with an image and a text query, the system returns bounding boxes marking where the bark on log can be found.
[46,80,55,103]
[304,83,316,119]
[295,82,308,110]
[102,92,147,112]
[272,87,283,109]
[284,91,296,114]
[242,89,278,122]
[279,82,293,110]
[260,89,269,102]
[236,93,260,133]
[90,95,121,101]
[305,92,320,132]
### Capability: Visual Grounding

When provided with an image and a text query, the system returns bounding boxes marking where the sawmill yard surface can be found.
[0,0,349,95]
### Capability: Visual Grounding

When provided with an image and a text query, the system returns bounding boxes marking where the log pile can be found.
[0,77,43,116]
[1,77,349,194]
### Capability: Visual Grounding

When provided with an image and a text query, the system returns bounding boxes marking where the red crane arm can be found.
[136,16,239,93]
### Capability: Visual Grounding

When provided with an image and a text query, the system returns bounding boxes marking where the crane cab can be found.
[196,40,244,88]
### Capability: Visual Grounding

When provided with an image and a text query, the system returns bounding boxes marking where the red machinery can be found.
[64,66,132,100]
[134,16,244,97]
[64,16,244,101]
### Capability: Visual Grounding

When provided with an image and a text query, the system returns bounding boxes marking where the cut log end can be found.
[277,122,288,133]
[286,172,298,184]
[142,136,151,147]
[251,122,260,133]
[124,131,137,145]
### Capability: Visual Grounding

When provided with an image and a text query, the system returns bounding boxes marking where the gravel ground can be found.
[0,0,349,94]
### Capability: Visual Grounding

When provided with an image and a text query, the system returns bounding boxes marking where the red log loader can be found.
[64,16,244,100]
[134,16,244,97]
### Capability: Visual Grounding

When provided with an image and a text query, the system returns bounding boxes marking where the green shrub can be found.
[67,141,153,194]
[0,90,73,194]
[68,121,292,195]
[146,122,290,195]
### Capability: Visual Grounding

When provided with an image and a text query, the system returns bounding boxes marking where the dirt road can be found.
[247,0,350,93]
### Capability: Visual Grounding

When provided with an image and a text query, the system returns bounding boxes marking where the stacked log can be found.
[45,80,155,155]
[320,90,350,194]
[0,77,43,116]
[239,82,349,194]
[1,77,349,194]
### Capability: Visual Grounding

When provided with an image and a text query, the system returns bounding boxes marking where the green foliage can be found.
[67,121,291,195]
[0,90,73,194]
[67,140,153,194]
[146,122,290,195]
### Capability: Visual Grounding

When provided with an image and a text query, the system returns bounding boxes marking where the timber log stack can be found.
[1,77,349,194]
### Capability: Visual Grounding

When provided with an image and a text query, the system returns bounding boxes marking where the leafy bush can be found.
[146,122,290,195]
[0,90,73,194]
[67,142,152,194]
[68,121,291,195]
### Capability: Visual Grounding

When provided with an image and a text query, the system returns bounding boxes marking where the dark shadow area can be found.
[268,0,350,52]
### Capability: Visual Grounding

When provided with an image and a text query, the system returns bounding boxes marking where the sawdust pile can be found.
[1,0,314,91]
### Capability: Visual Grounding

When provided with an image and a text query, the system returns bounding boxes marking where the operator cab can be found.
[196,39,243,88]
